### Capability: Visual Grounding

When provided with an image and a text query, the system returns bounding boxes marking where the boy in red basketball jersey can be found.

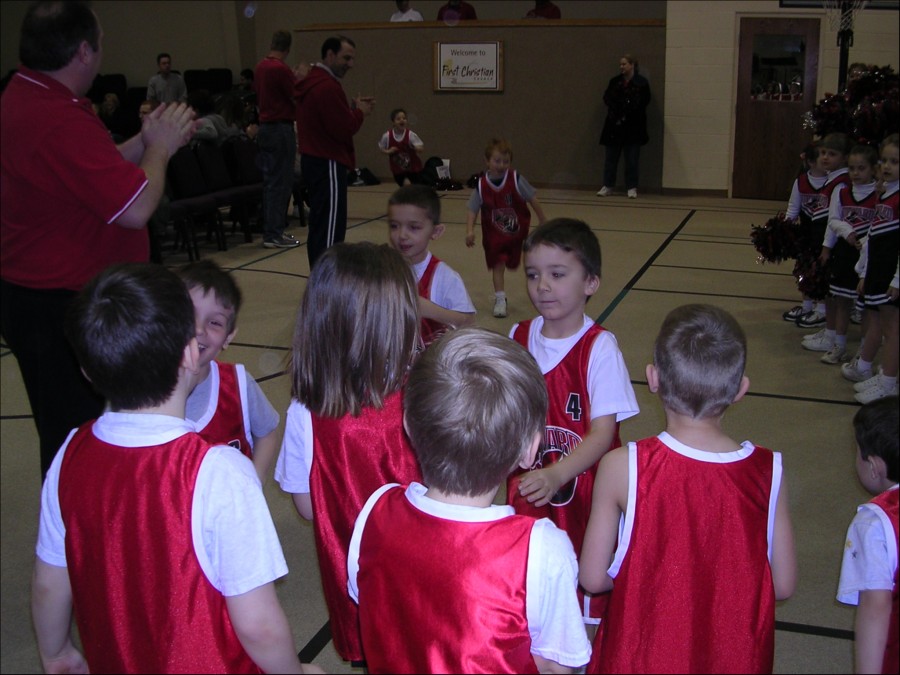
[465,137,547,318]
[507,218,638,633]
[580,304,797,674]
[387,184,476,345]
[378,108,424,186]
[837,396,899,674]
[178,260,280,484]
[348,327,591,674]
[31,263,318,674]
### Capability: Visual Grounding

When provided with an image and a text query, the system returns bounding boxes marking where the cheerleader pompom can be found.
[794,252,832,301]
[750,213,801,264]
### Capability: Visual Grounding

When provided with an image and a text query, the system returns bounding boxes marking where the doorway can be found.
[733,17,820,200]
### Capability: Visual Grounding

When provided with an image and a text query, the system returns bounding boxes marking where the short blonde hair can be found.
[484,137,513,161]
[405,327,547,497]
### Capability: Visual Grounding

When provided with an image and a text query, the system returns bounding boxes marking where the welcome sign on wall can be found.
[434,42,503,91]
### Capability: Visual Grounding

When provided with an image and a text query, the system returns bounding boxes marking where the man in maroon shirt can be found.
[0,0,196,480]
[255,29,301,249]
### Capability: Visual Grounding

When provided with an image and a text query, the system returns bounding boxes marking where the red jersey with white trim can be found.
[417,254,447,345]
[386,128,423,175]
[591,436,778,674]
[508,320,618,621]
[194,361,252,459]
[478,170,531,245]
[357,486,538,674]
[59,423,259,674]
[308,391,422,662]
[508,321,618,556]
[869,487,899,675]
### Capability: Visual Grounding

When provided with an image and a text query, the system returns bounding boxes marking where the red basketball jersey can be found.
[591,436,778,674]
[308,391,422,662]
[357,486,539,674]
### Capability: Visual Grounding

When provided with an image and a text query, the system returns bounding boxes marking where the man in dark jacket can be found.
[295,35,374,267]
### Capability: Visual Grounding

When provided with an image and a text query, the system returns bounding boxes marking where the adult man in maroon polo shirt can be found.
[0,0,196,480]
[255,29,301,249]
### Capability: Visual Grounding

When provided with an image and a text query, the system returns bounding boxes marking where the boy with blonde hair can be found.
[348,327,591,673]
[466,138,546,317]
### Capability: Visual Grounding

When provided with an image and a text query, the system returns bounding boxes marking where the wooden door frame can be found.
[732,16,820,200]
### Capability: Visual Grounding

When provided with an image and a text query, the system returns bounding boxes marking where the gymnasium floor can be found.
[0,185,872,673]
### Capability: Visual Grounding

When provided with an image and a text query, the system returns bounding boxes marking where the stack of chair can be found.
[162,136,265,261]
[195,141,259,244]
[222,135,264,237]
[165,145,223,261]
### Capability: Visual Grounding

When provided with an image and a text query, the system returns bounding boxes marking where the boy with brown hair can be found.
[580,303,797,673]
[387,184,475,344]
[31,263,319,674]
[837,396,899,674]
[507,218,638,631]
[177,260,280,483]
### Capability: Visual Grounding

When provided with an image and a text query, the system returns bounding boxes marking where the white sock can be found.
[816,302,826,314]
[835,334,847,348]
[495,291,506,299]
[858,357,873,370]
[881,375,897,389]
[825,329,836,344]
[802,299,814,312]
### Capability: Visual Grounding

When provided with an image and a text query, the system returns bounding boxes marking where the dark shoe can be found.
[782,305,805,322]
[263,234,300,249]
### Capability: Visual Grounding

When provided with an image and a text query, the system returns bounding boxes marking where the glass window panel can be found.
[751,34,805,101]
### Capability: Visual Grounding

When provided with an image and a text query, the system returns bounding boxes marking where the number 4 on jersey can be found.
[565,393,582,422]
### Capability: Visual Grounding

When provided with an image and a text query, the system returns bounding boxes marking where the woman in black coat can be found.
[597,54,651,199]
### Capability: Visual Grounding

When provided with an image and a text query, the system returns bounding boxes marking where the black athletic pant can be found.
[301,154,348,268]
[1,279,104,480]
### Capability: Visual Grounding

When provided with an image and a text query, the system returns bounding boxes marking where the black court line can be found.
[229,342,290,351]
[745,390,861,407]
[292,615,854,663]
[670,237,755,247]
[257,369,288,384]
[630,380,861,407]
[298,620,332,662]
[630,287,801,304]
[232,267,310,280]
[653,263,794,277]
[596,210,696,324]
[438,191,780,216]
[775,620,854,641]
